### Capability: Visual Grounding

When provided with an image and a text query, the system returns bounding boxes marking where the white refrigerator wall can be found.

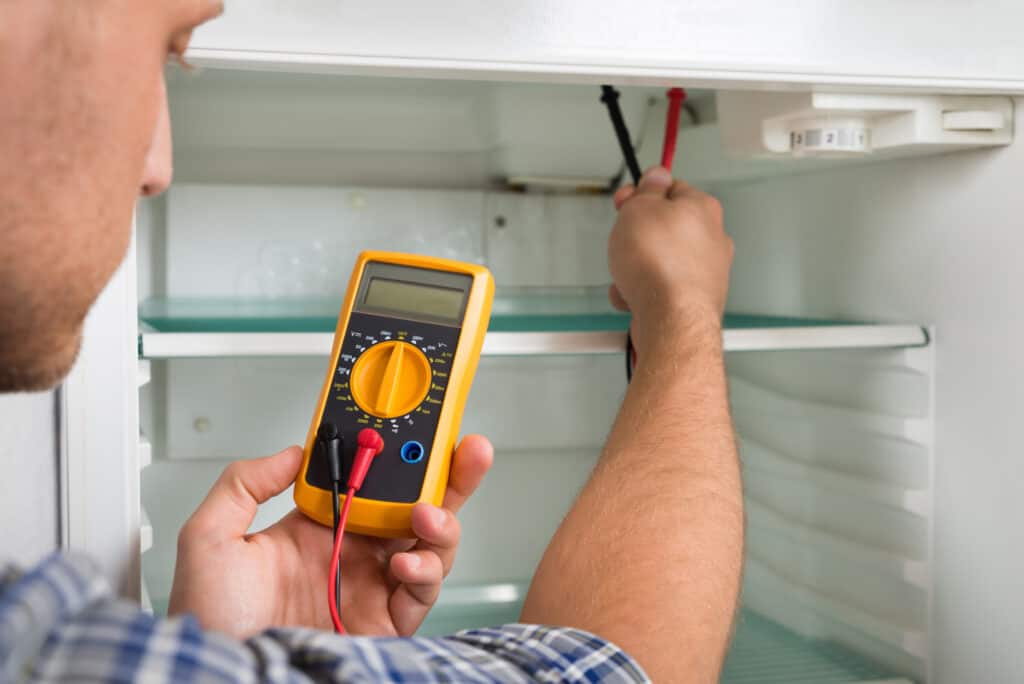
[728,344,932,678]
[717,98,1024,684]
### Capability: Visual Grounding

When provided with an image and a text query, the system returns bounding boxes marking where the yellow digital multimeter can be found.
[294,251,494,538]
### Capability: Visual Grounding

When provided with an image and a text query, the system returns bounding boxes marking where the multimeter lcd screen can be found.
[363,278,465,321]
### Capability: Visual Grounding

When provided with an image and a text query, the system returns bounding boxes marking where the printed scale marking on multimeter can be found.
[295,252,493,539]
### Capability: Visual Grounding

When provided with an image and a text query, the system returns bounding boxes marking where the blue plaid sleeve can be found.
[0,553,649,683]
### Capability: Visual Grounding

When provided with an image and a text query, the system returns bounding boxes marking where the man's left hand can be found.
[168,436,493,638]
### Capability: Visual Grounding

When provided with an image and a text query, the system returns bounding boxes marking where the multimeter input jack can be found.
[400,441,425,464]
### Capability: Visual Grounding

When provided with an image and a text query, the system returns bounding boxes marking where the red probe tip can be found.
[661,87,688,171]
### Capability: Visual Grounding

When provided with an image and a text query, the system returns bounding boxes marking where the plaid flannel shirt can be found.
[0,553,648,683]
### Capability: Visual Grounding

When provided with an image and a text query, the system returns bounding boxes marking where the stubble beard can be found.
[0,326,83,393]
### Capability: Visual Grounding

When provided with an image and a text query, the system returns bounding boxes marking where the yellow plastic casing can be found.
[294,251,494,538]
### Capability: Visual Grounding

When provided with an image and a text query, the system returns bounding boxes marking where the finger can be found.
[633,166,673,198]
[185,446,303,542]
[608,284,630,312]
[390,550,444,589]
[410,503,461,575]
[440,435,493,514]
[613,185,635,210]
[388,551,445,636]
[667,181,725,225]
[667,179,693,199]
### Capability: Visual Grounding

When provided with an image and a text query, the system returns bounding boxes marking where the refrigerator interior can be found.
[131,68,968,683]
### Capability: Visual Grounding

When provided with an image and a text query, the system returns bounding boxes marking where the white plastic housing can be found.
[718,91,1013,158]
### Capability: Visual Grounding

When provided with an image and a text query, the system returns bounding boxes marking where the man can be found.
[0,2,742,682]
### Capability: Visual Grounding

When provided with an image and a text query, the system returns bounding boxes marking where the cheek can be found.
[22,36,165,328]
[83,205,136,284]
[65,58,165,295]
[0,7,172,388]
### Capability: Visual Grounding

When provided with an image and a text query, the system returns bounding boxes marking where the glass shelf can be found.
[140,297,346,334]
[147,579,906,683]
[414,584,908,684]
[139,289,635,334]
[721,612,910,684]
[138,293,928,358]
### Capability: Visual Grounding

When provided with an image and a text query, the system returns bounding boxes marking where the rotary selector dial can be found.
[350,340,432,419]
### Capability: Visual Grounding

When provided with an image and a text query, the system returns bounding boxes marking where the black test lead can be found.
[599,85,687,382]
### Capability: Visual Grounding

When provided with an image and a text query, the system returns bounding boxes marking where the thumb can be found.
[633,165,673,198]
[184,446,304,542]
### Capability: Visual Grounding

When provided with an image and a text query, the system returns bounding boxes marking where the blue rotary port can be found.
[400,441,425,464]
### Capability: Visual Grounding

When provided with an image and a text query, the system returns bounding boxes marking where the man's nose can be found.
[140,80,173,198]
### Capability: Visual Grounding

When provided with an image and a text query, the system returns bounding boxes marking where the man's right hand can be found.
[607,166,733,355]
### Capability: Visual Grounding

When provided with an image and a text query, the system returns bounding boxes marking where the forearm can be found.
[521,313,744,682]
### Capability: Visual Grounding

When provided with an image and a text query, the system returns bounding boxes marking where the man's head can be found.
[0,0,223,392]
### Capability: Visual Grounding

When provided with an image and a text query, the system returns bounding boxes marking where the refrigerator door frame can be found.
[60,225,143,598]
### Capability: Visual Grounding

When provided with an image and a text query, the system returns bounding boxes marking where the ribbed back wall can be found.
[729,346,933,680]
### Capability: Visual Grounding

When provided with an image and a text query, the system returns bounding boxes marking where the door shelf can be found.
[137,295,928,359]
[140,507,153,554]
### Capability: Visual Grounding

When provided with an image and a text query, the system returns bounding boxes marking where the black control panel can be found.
[305,312,461,503]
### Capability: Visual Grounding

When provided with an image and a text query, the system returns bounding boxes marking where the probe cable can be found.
[329,484,355,632]
[331,479,342,618]
[600,85,687,382]
[600,85,641,382]
[322,425,385,634]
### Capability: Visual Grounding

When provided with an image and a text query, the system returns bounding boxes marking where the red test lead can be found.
[622,86,688,378]
[626,86,688,379]
[327,428,385,634]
